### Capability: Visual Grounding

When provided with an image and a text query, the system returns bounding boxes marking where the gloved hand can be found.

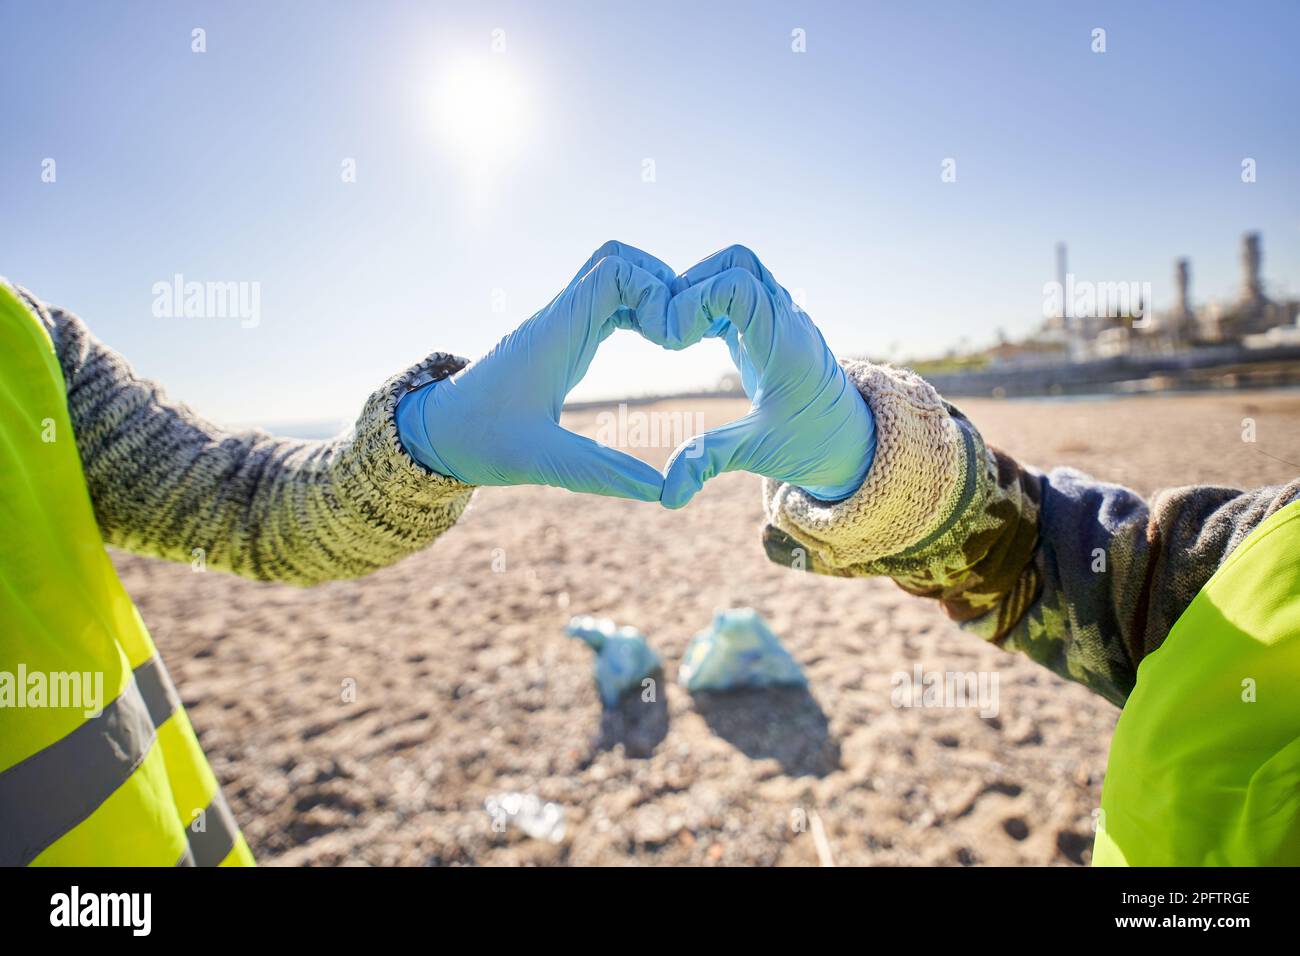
[396,241,675,501]
[656,245,876,509]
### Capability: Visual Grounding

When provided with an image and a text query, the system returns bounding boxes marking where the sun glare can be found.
[432,58,529,165]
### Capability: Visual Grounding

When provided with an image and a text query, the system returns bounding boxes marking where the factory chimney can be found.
[1175,258,1191,318]
[1241,232,1264,304]
[1056,241,1085,360]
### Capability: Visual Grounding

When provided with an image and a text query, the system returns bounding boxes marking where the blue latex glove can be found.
[396,241,675,501]
[657,245,876,509]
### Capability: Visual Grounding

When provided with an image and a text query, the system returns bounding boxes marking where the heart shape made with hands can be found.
[654,245,876,508]
[397,241,875,508]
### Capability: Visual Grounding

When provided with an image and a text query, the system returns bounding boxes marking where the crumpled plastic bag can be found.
[565,615,661,707]
[678,608,807,692]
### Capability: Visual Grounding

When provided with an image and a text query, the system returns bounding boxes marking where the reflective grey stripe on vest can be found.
[186,789,240,866]
[133,655,240,865]
[0,654,241,866]
[134,656,183,728]
[0,677,157,866]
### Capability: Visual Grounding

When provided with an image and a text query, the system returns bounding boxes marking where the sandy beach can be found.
[112,389,1300,866]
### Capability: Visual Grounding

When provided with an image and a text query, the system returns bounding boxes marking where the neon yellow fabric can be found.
[29,746,189,867]
[0,288,136,769]
[1095,500,1300,865]
[156,713,222,829]
[225,834,256,867]
[0,283,253,866]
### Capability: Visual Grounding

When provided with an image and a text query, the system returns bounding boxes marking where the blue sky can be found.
[2,0,1297,425]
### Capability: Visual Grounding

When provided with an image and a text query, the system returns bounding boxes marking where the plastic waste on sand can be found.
[678,608,808,692]
[484,792,566,843]
[565,615,662,707]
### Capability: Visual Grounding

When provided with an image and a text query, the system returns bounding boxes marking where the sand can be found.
[112,389,1300,866]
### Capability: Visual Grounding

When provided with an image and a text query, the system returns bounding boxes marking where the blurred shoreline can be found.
[263,365,1300,440]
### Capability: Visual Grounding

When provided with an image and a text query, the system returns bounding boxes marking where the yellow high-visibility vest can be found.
[1095,497,1300,865]
[0,283,253,866]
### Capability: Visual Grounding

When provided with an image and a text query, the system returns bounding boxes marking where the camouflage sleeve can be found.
[15,284,477,587]
[761,360,1300,706]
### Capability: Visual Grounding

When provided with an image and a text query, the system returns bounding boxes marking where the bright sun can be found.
[432,58,529,163]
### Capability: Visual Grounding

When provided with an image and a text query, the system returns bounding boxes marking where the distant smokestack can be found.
[1175,258,1190,317]
[1241,232,1263,303]
[1055,241,1082,359]
[1055,241,1068,319]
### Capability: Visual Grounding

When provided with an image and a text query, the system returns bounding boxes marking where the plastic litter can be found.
[678,608,808,692]
[484,792,566,843]
[565,615,661,707]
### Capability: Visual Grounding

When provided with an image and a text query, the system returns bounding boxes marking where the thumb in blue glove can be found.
[396,241,675,501]
[656,245,876,509]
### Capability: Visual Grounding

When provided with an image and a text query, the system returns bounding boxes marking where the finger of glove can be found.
[555,256,671,395]
[722,322,760,400]
[565,240,677,294]
[536,424,665,502]
[662,267,779,369]
[671,244,796,310]
[659,413,760,510]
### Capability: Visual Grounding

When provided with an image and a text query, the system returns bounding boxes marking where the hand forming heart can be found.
[396,241,676,501]
[655,245,876,508]
[396,241,876,508]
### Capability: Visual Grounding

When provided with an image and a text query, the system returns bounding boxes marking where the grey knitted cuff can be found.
[335,352,476,540]
[763,360,971,570]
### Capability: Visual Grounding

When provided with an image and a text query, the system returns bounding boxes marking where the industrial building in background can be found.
[908,232,1300,397]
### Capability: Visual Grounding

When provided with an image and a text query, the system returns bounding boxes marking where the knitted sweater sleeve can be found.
[16,286,476,586]
[760,360,1300,706]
